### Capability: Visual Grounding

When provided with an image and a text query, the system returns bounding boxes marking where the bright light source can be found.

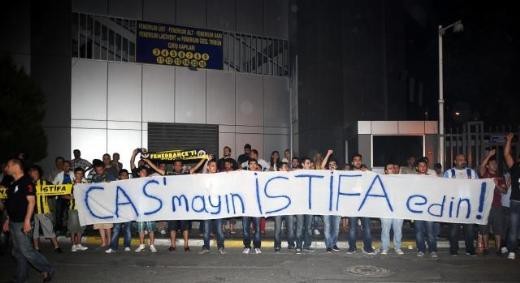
[454,111,461,116]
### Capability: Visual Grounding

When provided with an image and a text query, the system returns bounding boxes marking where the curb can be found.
[57,236,466,250]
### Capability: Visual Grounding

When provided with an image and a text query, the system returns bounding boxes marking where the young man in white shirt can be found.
[241,149,269,171]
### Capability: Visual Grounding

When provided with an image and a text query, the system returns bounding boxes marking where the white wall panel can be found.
[107,62,142,121]
[142,64,174,122]
[71,119,106,129]
[175,0,206,28]
[108,0,142,19]
[206,0,236,31]
[237,0,263,35]
[142,0,175,24]
[263,77,289,127]
[218,132,236,159]
[174,67,206,123]
[71,128,107,163]
[71,59,107,120]
[107,129,144,170]
[236,74,263,126]
[263,134,289,160]
[263,0,288,38]
[206,70,235,125]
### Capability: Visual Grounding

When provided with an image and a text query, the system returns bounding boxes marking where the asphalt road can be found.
[2,242,520,282]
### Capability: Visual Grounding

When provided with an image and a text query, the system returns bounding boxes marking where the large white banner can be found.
[74,170,494,226]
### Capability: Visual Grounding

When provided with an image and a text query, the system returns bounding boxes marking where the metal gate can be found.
[445,121,520,172]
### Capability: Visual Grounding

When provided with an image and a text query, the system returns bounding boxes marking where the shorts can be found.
[67,210,84,234]
[479,206,503,235]
[137,221,156,233]
[93,223,113,230]
[33,214,55,239]
[168,220,190,232]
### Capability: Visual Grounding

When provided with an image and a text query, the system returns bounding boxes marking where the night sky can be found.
[404,0,520,128]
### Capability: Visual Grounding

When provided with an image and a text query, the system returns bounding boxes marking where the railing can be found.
[71,12,289,76]
[445,121,520,171]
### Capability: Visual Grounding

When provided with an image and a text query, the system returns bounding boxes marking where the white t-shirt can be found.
[443,167,479,179]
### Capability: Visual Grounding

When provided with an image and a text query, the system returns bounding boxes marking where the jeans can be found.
[448,223,475,253]
[380,218,403,251]
[348,217,373,252]
[415,220,437,253]
[110,222,132,250]
[242,217,261,249]
[507,200,520,253]
[54,197,67,232]
[10,222,53,283]
[323,215,340,249]
[274,215,295,249]
[295,214,312,249]
[203,219,225,250]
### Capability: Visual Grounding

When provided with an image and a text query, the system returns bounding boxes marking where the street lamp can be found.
[438,20,463,168]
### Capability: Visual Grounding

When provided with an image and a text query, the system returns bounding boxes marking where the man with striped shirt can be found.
[443,154,478,256]
[28,165,62,253]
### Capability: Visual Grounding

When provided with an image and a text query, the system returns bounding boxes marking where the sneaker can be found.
[124,247,131,252]
[501,247,508,254]
[346,249,357,255]
[150,245,157,253]
[274,247,281,253]
[71,245,78,252]
[105,248,116,254]
[507,252,515,260]
[313,229,321,236]
[242,248,251,254]
[363,249,377,255]
[332,246,340,252]
[431,252,438,258]
[450,251,458,256]
[218,248,226,255]
[417,251,425,257]
[380,249,388,255]
[395,249,404,255]
[135,244,146,253]
[303,247,315,253]
[295,248,302,255]
[198,248,210,255]
[77,244,88,251]
[465,251,476,256]
[254,248,262,254]
[326,247,333,253]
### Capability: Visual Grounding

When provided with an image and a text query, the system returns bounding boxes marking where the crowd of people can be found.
[1,134,520,282]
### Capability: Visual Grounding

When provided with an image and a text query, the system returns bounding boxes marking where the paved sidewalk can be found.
[1,243,519,282]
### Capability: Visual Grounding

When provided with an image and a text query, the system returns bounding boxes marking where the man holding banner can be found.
[347,154,376,255]
[200,159,226,255]
[28,165,62,253]
[414,157,439,258]
[443,154,479,256]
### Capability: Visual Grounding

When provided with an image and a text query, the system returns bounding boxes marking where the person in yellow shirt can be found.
[28,165,62,253]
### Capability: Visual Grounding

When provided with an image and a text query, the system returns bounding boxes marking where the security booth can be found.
[355,121,439,173]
